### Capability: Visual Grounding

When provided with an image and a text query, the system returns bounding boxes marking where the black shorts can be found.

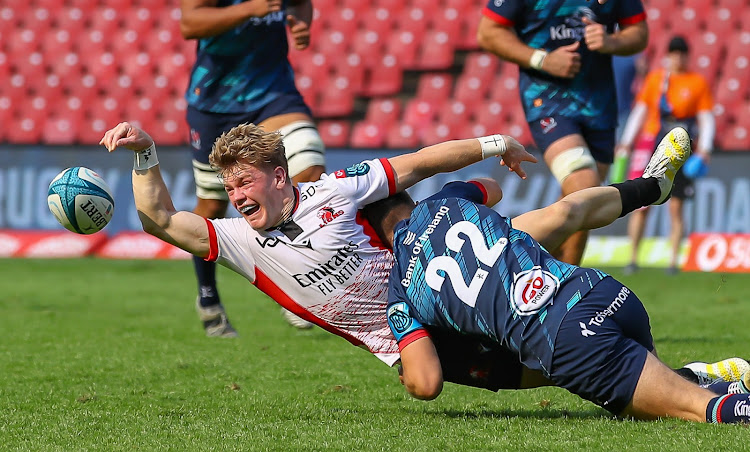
[550,277,654,414]
[187,92,312,163]
[527,115,616,164]
[671,167,695,200]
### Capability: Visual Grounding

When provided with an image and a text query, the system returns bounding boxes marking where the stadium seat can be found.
[420,122,460,146]
[689,32,722,85]
[437,100,470,127]
[645,0,677,15]
[505,117,534,147]
[722,31,750,80]
[34,74,64,101]
[314,76,355,118]
[365,98,402,129]
[385,30,420,69]
[350,121,386,148]
[403,99,437,130]
[415,31,455,71]
[321,8,359,37]
[11,52,45,79]
[154,52,191,80]
[719,124,750,151]
[295,74,318,110]
[336,53,366,94]
[395,7,428,42]
[54,7,85,32]
[681,0,713,19]
[415,73,454,106]
[454,74,490,105]
[474,100,507,130]
[77,117,111,145]
[74,30,108,58]
[367,7,396,36]
[34,0,66,9]
[7,116,44,144]
[703,7,738,34]
[457,12,482,51]
[70,0,98,9]
[21,7,54,34]
[88,7,121,34]
[718,0,747,16]
[375,0,407,14]
[490,73,521,103]
[123,96,159,127]
[6,29,39,55]
[315,29,349,58]
[317,120,351,148]
[351,30,386,62]
[362,54,403,97]
[716,76,747,110]
[63,73,98,102]
[42,116,78,145]
[41,29,74,57]
[385,123,420,149]
[0,51,9,82]
[462,52,502,84]
[429,8,462,39]
[110,28,141,55]
[339,0,369,15]
[668,8,702,39]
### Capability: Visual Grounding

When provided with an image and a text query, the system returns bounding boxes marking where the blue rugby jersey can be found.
[386,182,607,375]
[186,0,300,113]
[482,0,645,129]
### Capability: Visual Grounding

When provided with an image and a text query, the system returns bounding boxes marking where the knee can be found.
[549,146,597,185]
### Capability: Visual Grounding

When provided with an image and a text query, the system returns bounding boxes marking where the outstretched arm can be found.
[100,123,211,257]
[387,135,537,192]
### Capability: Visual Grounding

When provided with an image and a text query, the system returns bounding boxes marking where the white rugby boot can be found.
[683,357,750,386]
[642,126,692,205]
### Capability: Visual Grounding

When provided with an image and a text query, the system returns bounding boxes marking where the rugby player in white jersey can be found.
[100,122,746,392]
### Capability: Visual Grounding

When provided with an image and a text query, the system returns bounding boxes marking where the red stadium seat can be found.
[317,120,351,148]
[365,98,402,129]
[429,8,462,38]
[718,0,747,16]
[70,0,98,9]
[34,74,65,101]
[123,96,159,127]
[420,122,460,146]
[350,121,386,148]
[34,0,65,9]
[54,7,85,32]
[314,76,355,118]
[74,30,108,58]
[437,100,470,127]
[154,52,191,80]
[703,7,739,34]
[715,76,747,110]
[315,29,349,58]
[76,117,110,145]
[5,73,31,105]
[402,99,437,130]
[6,29,40,55]
[457,12,482,51]
[42,116,78,145]
[351,30,386,62]
[375,0,407,14]
[120,52,155,80]
[718,124,750,151]
[668,8,702,39]
[119,7,157,35]
[295,74,318,110]
[41,29,74,57]
[454,74,490,104]
[110,28,142,55]
[490,73,521,103]
[63,73,99,101]
[322,8,359,37]
[415,31,456,71]
[722,31,750,79]
[385,30,420,69]
[339,0,370,15]
[0,51,9,82]
[474,100,507,129]
[681,0,714,19]
[505,117,534,147]
[462,52,502,83]
[88,7,121,33]
[335,53,366,94]
[21,7,54,34]
[154,6,183,36]
[0,6,21,37]
[415,73,454,105]
[7,116,44,144]
[362,54,403,97]
[366,7,396,36]
[11,51,45,79]
[688,32,722,85]
[395,7,428,42]
[385,123,420,149]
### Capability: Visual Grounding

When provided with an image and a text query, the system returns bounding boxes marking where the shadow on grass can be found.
[434,407,612,421]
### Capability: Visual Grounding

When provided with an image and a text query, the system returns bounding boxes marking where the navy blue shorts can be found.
[187,92,312,163]
[550,277,653,414]
[527,116,616,165]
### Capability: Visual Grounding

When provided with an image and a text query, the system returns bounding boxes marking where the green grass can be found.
[1,258,749,451]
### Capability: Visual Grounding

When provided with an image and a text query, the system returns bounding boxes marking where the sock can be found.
[706,394,750,423]
[193,255,220,307]
[611,177,661,218]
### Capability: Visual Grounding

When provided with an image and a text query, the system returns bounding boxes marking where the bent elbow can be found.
[405,377,443,401]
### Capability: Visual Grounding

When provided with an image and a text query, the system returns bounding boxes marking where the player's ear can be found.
[272,166,289,188]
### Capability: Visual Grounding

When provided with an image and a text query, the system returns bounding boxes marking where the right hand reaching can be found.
[99,122,154,153]
[498,136,538,179]
[541,41,581,78]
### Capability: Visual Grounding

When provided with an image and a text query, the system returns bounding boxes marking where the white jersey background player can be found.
[100,121,535,366]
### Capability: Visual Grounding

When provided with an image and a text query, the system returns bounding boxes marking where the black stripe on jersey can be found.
[284,124,318,136]
[278,220,304,240]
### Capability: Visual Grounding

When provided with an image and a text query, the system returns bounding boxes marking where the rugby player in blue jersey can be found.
[477,0,648,265]
[181,0,325,334]
[386,128,750,424]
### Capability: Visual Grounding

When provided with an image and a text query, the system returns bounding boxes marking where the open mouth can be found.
[239,204,260,216]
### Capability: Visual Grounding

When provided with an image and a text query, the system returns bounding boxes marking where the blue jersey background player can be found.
[385,129,750,424]
[181,0,326,335]
[477,0,648,265]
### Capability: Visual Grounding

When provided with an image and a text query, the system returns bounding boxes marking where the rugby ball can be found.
[47,167,115,234]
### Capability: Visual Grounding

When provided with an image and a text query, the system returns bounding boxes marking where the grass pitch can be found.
[2,258,749,451]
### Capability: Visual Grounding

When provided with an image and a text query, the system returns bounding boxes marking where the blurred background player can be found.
[477,0,648,265]
[180,0,326,335]
[616,36,715,275]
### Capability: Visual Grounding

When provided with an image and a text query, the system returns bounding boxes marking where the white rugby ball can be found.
[47,167,115,234]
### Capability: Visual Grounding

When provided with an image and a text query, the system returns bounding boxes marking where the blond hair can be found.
[209,123,288,180]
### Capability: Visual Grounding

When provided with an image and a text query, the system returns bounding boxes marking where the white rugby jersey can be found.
[206,158,401,365]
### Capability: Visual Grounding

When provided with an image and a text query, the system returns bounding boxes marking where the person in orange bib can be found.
[615,36,714,275]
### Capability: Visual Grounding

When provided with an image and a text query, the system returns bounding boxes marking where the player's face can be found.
[223,164,287,230]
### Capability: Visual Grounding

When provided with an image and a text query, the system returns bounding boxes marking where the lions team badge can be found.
[510,266,559,316]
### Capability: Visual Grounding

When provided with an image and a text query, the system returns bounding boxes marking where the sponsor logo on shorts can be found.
[190,129,201,149]
[579,322,596,337]
[510,266,559,316]
[583,285,631,334]
[317,206,344,227]
[540,117,557,134]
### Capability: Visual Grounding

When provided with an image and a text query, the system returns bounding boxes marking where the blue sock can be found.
[706,394,750,423]
[704,380,750,395]
[192,255,220,307]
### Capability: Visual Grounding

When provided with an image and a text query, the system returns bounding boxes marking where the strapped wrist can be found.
[529,49,547,71]
[133,143,159,171]
[478,135,507,159]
